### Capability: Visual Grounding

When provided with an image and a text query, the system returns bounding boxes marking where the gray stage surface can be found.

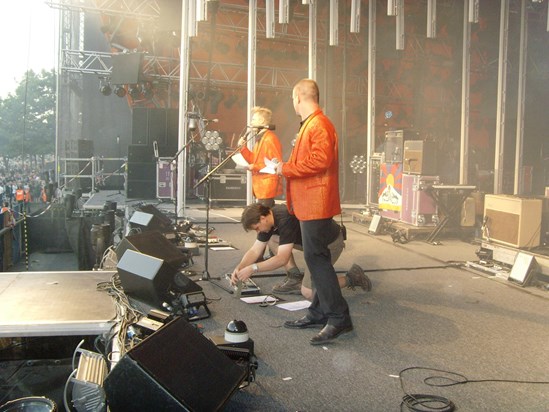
[0,271,116,337]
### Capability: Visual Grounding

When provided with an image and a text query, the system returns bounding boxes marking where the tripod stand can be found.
[193,130,257,285]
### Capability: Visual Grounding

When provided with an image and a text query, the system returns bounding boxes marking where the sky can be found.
[0,1,58,98]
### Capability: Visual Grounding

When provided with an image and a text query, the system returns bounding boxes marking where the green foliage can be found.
[0,69,56,160]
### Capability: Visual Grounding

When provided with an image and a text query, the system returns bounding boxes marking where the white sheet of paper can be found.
[240,295,279,304]
[259,157,278,174]
[231,153,249,168]
[276,300,311,311]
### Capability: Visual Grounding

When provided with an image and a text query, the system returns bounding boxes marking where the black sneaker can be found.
[272,277,302,295]
[346,264,372,291]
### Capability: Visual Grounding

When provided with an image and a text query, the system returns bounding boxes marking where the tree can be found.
[0,69,56,170]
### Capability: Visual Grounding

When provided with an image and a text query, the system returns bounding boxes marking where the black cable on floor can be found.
[399,366,549,412]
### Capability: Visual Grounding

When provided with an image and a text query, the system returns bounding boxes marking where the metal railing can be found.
[58,156,127,193]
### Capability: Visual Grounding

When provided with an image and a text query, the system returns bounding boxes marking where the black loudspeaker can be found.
[128,210,173,233]
[104,317,247,412]
[116,231,188,271]
[138,205,173,232]
[148,108,168,147]
[111,52,144,85]
[116,249,177,308]
[127,162,156,180]
[132,108,149,145]
[126,181,156,199]
[128,145,154,162]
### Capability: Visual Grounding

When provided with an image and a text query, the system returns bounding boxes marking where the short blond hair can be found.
[251,106,272,126]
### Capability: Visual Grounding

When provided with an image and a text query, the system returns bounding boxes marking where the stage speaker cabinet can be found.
[116,231,189,271]
[116,249,177,308]
[210,173,247,204]
[104,316,247,412]
[138,204,174,233]
[403,140,437,175]
[483,194,542,249]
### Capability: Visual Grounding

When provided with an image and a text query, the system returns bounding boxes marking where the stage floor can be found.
[0,271,116,337]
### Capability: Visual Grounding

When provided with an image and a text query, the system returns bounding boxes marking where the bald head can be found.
[293,78,319,104]
[292,78,320,119]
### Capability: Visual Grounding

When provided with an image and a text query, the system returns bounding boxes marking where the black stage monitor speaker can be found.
[116,231,189,271]
[104,316,247,412]
[117,249,177,308]
[138,204,174,233]
[129,211,154,229]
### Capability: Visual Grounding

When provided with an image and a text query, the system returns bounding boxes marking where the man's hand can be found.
[233,266,254,284]
[230,268,239,285]
[276,161,283,175]
[237,137,246,147]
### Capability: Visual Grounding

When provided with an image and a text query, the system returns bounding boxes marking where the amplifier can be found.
[403,140,437,175]
[211,173,246,203]
[483,194,542,248]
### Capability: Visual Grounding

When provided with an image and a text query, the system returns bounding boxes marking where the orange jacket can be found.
[15,189,24,202]
[282,109,341,221]
[240,129,283,199]
[24,189,32,202]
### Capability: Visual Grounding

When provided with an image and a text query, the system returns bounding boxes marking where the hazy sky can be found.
[0,0,58,98]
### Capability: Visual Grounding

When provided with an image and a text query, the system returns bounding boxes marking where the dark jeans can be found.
[300,218,351,327]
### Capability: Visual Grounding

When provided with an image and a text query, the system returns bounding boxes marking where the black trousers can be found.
[300,218,351,327]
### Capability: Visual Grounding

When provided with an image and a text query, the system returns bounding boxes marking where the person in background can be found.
[231,203,371,300]
[237,106,283,208]
[277,78,353,345]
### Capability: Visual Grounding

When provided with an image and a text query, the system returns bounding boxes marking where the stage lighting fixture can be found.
[114,85,126,97]
[201,131,222,151]
[129,84,142,99]
[100,84,112,96]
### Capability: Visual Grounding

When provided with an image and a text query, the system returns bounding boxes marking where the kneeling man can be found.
[231,203,371,300]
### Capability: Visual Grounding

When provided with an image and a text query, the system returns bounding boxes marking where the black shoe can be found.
[346,263,372,292]
[283,316,325,329]
[310,324,353,345]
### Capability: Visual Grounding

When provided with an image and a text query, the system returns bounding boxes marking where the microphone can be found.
[203,118,219,123]
[248,124,276,130]
[153,140,159,159]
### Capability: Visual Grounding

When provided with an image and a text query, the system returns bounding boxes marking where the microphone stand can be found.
[193,130,257,285]
[169,132,198,224]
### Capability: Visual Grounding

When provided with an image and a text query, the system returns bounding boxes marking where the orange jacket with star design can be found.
[281,109,341,221]
[240,129,283,199]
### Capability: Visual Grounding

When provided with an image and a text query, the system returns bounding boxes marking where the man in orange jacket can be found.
[238,106,283,208]
[277,79,353,345]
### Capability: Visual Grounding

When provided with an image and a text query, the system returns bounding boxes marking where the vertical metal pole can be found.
[367,0,377,206]
[427,0,437,39]
[308,0,317,79]
[246,1,257,205]
[350,0,360,33]
[494,0,509,194]
[395,0,404,50]
[460,0,471,184]
[329,0,338,46]
[177,2,191,218]
[514,0,527,194]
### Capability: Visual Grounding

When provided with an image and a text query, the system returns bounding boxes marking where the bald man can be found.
[276,79,353,345]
